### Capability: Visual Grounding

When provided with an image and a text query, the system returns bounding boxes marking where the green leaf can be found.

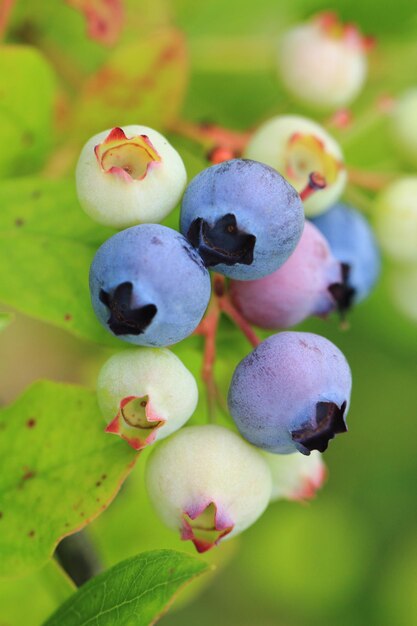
[0,176,118,345]
[0,381,137,578]
[0,560,75,626]
[74,28,188,138]
[0,45,55,178]
[43,549,209,626]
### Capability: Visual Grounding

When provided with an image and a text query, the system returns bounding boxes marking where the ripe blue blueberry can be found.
[312,202,381,304]
[89,224,211,346]
[180,159,304,280]
[228,332,351,455]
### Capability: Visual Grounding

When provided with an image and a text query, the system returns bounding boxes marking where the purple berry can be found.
[230,221,348,328]
[312,202,381,304]
[228,332,352,455]
[89,224,211,346]
[180,159,304,280]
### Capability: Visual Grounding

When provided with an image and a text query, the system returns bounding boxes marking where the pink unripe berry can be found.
[230,221,347,328]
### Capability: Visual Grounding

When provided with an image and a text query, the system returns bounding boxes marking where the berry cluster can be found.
[75,13,385,554]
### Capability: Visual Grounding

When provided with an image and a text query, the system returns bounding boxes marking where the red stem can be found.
[347,166,398,191]
[194,301,221,422]
[194,274,261,419]
[299,172,327,202]
[169,119,251,153]
[218,296,261,348]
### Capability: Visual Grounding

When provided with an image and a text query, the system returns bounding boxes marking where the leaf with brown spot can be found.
[0,381,138,578]
[0,176,118,345]
[74,28,188,136]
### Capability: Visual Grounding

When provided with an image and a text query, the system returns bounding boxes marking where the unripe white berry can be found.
[391,89,417,167]
[263,450,327,502]
[76,125,187,228]
[278,13,369,110]
[97,348,198,450]
[245,115,347,216]
[389,266,417,323]
[145,425,272,552]
[374,177,417,265]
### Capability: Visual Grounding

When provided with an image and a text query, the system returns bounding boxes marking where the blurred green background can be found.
[1,1,417,625]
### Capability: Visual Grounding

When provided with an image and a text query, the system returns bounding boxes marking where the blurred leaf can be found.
[0,381,137,578]
[74,29,188,138]
[0,312,13,332]
[9,0,172,85]
[66,0,124,47]
[0,560,75,626]
[43,549,209,626]
[0,45,55,178]
[0,176,119,345]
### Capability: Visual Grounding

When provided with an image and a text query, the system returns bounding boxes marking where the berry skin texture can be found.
[230,221,346,329]
[244,115,347,217]
[180,159,304,280]
[263,450,327,502]
[228,332,352,455]
[312,202,381,304]
[278,13,368,111]
[97,348,198,450]
[145,424,272,553]
[391,88,417,167]
[373,177,417,265]
[89,224,211,346]
[76,125,187,228]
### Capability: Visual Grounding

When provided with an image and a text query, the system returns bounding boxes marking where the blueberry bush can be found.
[1,1,417,626]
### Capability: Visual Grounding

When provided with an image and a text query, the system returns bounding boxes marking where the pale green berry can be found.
[374,177,417,265]
[97,348,198,450]
[263,450,327,502]
[245,115,347,216]
[278,13,368,110]
[391,89,417,167]
[145,425,272,553]
[389,266,417,323]
[76,125,187,228]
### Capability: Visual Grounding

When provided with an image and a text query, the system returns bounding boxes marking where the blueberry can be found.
[312,202,381,304]
[98,347,198,450]
[230,221,348,328]
[228,332,351,455]
[244,115,347,217]
[263,450,326,502]
[278,13,368,111]
[374,177,417,265]
[145,424,272,552]
[89,224,211,346]
[76,125,187,228]
[180,159,304,280]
